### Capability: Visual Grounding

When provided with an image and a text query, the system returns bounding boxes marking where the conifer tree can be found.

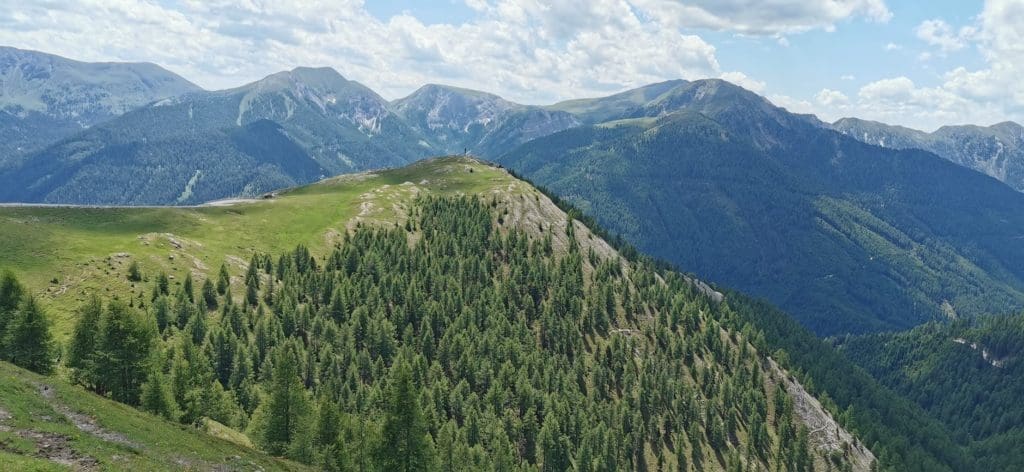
[0,270,24,350]
[3,296,54,374]
[377,359,434,472]
[140,362,179,421]
[183,272,195,303]
[127,260,142,282]
[202,278,218,309]
[94,300,156,404]
[538,413,571,471]
[216,263,230,295]
[156,272,170,296]
[67,296,103,386]
[151,295,170,333]
[259,344,311,456]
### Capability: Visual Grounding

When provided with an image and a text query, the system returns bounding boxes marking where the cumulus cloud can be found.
[768,94,816,115]
[630,0,891,35]
[809,0,1024,130]
[719,71,767,93]
[816,89,849,107]
[915,19,973,53]
[0,0,891,105]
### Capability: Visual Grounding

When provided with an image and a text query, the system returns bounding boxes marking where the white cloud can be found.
[915,19,974,53]
[768,94,816,115]
[0,0,895,107]
[719,71,767,93]
[810,1,1024,130]
[884,42,902,51]
[841,74,856,81]
[816,88,849,107]
[631,0,891,35]
[0,0,732,104]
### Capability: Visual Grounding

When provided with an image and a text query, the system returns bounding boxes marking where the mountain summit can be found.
[0,47,200,159]
[392,83,579,156]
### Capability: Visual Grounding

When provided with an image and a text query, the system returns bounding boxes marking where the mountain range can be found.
[496,79,1024,335]
[3,47,1024,470]
[3,47,1024,338]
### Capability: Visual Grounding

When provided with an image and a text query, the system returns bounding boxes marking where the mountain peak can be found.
[991,121,1024,134]
[397,83,516,110]
[0,46,200,157]
[0,47,200,115]
[288,66,346,82]
[243,66,351,93]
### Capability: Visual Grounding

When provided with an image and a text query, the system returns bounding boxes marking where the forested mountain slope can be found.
[837,314,1024,470]
[0,67,432,205]
[498,80,1024,336]
[0,46,200,164]
[0,157,976,471]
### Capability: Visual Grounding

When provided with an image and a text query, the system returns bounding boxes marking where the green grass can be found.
[0,451,65,471]
[0,361,306,471]
[0,156,516,339]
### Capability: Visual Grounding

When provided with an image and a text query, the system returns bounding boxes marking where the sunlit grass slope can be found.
[0,156,516,338]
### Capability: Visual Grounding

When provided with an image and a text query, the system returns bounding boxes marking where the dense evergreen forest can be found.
[0,185,985,471]
[838,315,1024,470]
[1,195,871,471]
[498,97,1024,337]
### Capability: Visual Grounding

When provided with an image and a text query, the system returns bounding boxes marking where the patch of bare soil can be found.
[36,384,139,448]
[19,429,101,470]
[0,407,11,432]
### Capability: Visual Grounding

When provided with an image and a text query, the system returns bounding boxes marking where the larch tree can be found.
[3,296,55,374]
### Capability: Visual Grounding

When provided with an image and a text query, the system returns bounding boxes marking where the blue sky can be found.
[709,1,984,101]
[1,0,1020,131]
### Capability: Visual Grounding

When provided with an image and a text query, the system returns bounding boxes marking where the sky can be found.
[1,0,1021,131]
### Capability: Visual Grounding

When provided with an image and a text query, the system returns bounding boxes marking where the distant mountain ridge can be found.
[833,117,1024,192]
[392,83,580,156]
[0,46,200,161]
[0,50,583,205]
[498,78,1024,336]
[0,66,434,204]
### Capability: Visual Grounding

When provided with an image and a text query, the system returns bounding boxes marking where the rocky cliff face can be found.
[834,117,1024,192]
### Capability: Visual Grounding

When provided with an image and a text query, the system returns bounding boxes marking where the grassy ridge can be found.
[0,157,510,338]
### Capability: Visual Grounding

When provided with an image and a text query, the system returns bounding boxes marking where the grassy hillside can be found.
[0,361,305,471]
[0,156,511,339]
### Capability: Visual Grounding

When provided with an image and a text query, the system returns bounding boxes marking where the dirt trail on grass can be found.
[0,397,102,470]
[36,383,138,448]
[18,429,101,470]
